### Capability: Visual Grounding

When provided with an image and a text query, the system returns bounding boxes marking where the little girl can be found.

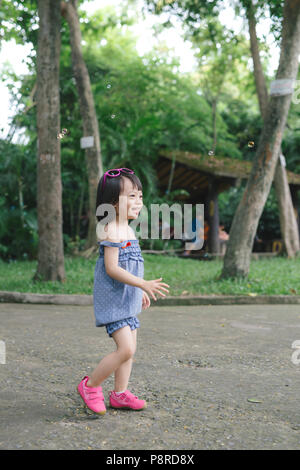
[77,168,170,414]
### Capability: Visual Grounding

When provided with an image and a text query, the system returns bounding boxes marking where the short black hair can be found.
[95,172,143,223]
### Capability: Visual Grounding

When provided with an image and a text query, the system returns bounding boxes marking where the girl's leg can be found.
[114,328,137,392]
[87,326,135,388]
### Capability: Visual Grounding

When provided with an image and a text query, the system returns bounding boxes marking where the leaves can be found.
[1,0,298,262]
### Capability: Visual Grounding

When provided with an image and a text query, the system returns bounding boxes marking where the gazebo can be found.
[154,150,300,254]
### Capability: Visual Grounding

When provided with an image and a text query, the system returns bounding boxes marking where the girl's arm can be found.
[104,245,169,301]
[104,246,145,289]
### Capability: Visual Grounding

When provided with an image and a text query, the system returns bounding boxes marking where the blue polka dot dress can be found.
[93,239,144,327]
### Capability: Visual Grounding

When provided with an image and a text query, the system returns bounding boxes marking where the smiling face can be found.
[114,176,143,220]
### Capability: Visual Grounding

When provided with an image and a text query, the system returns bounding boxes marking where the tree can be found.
[7,0,290,261]
[187,18,251,154]
[61,0,103,251]
[243,0,299,257]
[33,0,65,281]
[146,0,300,268]
[221,0,300,278]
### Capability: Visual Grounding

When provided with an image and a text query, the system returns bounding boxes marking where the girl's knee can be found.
[112,325,136,361]
[117,345,135,362]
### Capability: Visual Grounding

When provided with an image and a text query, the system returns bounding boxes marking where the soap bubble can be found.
[208,150,214,156]
[57,128,69,139]
[107,84,111,89]
[248,141,255,148]
[111,114,116,119]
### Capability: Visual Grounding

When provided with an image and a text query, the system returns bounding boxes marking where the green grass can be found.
[1,254,300,296]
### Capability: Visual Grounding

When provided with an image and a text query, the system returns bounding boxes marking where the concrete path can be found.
[1,303,300,450]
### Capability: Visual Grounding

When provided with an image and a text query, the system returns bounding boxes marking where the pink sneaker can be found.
[109,389,147,410]
[77,376,106,415]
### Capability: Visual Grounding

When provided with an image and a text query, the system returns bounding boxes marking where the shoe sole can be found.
[109,401,147,411]
[77,388,106,415]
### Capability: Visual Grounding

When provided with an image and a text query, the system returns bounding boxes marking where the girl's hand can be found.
[141,277,170,302]
[142,291,151,309]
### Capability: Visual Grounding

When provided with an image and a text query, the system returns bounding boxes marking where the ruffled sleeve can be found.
[97,239,143,261]
[98,240,124,247]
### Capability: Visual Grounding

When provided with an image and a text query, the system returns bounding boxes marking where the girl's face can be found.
[114,177,143,220]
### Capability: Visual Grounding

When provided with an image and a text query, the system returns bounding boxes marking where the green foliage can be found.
[218,180,281,241]
[283,91,300,175]
[0,0,39,50]
[220,98,264,160]
[145,0,220,20]
[0,139,38,260]
[238,0,284,43]
[63,234,87,255]
[1,0,298,262]
[145,0,284,46]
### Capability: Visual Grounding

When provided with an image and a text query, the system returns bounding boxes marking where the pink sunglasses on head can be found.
[101,168,135,192]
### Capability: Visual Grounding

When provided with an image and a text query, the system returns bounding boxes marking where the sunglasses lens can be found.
[121,168,134,173]
[108,170,119,176]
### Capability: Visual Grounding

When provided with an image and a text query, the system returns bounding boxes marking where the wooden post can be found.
[206,180,220,254]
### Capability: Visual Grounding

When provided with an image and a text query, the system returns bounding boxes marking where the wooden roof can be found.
[156,150,300,196]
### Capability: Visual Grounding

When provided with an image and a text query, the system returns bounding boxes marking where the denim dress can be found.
[93,239,144,329]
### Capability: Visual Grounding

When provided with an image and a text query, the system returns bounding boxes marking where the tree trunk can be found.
[34,0,65,282]
[61,0,103,250]
[246,0,300,257]
[247,1,269,118]
[221,0,300,279]
[273,157,300,256]
[18,176,24,227]
[211,98,218,153]
[75,180,86,239]
[290,186,300,238]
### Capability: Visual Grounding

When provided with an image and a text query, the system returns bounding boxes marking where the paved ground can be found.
[1,302,300,450]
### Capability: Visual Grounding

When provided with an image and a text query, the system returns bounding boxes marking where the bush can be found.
[63,234,86,255]
[0,197,38,262]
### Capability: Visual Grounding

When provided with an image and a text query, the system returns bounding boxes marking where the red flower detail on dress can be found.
[121,241,131,249]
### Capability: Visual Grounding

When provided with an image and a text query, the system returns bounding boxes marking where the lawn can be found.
[0,253,299,296]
